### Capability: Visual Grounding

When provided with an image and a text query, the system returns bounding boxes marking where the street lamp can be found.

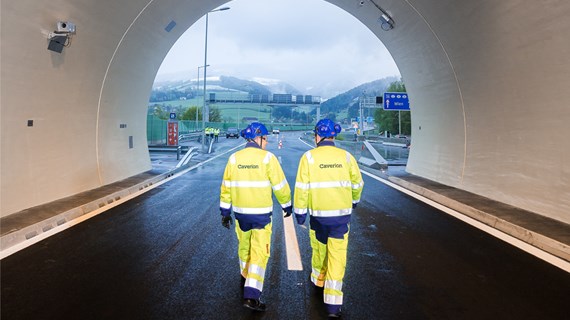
[202,6,230,149]
[196,64,209,131]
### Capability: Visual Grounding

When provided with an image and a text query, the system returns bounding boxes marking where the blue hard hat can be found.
[241,122,269,139]
[314,119,342,138]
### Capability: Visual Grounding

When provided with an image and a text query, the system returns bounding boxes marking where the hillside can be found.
[150,75,299,102]
[150,75,399,107]
[319,76,399,115]
[149,75,402,124]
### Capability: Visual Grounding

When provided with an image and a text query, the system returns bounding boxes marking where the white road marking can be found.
[283,213,303,271]
[361,170,570,273]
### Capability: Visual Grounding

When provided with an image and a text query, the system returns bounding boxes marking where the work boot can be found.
[327,308,342,318]
[327,310,342,318]
[243,299,267,312]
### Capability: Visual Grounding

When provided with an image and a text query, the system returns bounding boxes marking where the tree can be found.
[152,104,169,120]
[181,106,202,120]
[272,106,290,119]
[209,106,222,122]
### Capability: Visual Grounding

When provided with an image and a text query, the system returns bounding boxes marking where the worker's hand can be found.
[221,216,233,229]
[283,206,292,218]
[295,213,306,225]
[352,203,358,209]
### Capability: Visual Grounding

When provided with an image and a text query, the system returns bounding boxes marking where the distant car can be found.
[226,127,239,139]
[272,128,280,134]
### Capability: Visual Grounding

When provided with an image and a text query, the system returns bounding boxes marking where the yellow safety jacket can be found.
[294,141,363,218]
[220,143,291,216]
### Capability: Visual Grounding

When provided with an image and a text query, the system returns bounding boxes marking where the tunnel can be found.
[1,0,569,227]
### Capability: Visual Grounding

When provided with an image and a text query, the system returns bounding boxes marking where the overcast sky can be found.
[155,0,400,99]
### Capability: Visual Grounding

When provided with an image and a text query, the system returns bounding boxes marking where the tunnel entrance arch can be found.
[2,0,569,225]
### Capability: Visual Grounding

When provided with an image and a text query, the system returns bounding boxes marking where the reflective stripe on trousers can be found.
[309,229,348,307]
[235,220,272,300]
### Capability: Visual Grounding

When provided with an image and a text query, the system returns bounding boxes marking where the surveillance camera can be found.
[379,14,394,31]
[57,21,76,34]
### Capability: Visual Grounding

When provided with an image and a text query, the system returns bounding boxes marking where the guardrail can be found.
[178,132,202,142]
[148,145,184,160]
[176,147,198,168]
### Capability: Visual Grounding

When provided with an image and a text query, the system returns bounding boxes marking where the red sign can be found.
[167,122,178,146]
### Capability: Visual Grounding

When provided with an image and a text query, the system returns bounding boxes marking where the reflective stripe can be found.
[311,268,324,287]
[225,180,271,188]
[312,268,321,277]
[310,208,352,217]
[263,152,272,164]
[325,279,343,291]
[249,263,266,277]
[233,206,273,214]
[305,151,314,164]
[294,208,307,214]
[245,278,264,291]
[229,154,236,164]
[272,178,288,191]
[352,200,360,204]
[295,182,310,190]
[324,293,343,305]
[309,181,351,189]
[296,181,351,189]
[280,200,292,208]
[239,260,247,272]
[346,151,350,164]
[352,182,363,189]
[220,201,231,209]
[245,263,266,292]
[311,274,319,286]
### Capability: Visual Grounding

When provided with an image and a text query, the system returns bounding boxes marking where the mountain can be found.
[217,76,272,95]
[150,75,400,108]
[150,75,303,102]
[318,76,400,114]
[251,77,302,96]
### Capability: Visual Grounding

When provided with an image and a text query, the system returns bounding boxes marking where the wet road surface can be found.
[2,133,569,319]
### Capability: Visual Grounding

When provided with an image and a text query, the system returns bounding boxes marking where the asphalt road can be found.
[2,133,569,320]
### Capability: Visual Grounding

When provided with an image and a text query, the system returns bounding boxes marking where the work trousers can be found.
[310,228,349,315]
[235,220,272,300]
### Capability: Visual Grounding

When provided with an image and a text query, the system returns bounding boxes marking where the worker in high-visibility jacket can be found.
[293,119,364,318]
[219,122,292,312]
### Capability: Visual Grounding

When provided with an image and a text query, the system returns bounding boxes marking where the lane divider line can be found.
[283,214,303,271]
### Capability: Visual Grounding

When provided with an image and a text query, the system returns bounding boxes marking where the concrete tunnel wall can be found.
[1,0,569,224]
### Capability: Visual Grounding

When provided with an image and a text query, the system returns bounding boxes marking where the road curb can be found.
[388,175,570,263]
